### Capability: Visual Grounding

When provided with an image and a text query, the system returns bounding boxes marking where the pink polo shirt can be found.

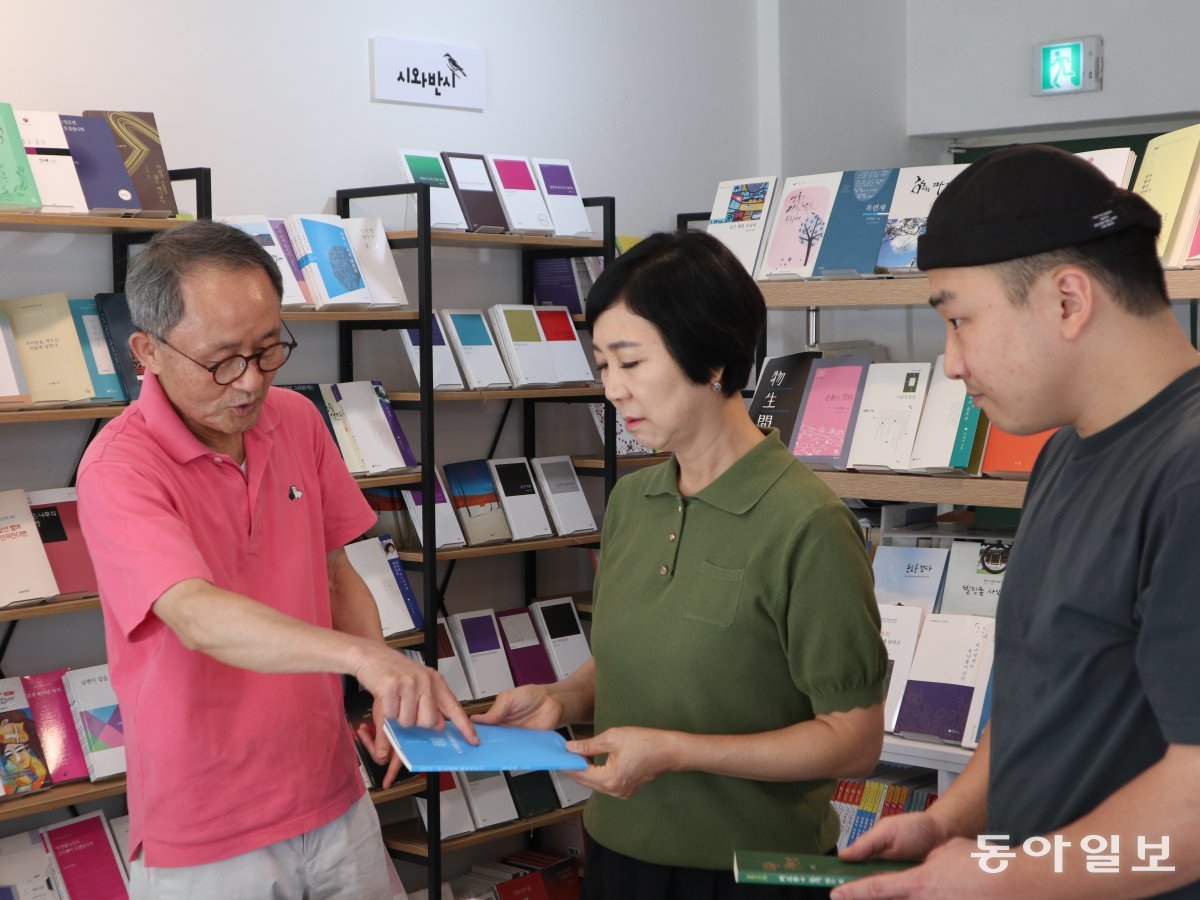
[76,371,376,867]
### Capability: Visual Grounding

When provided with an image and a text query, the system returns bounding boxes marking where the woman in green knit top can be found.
[477,230,887,900]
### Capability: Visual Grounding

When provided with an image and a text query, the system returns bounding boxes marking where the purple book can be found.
[371,380,417,467]
[59,115,140,215]
[451,611,515,698]
[532,258,583,316]
[496,608,557,686]
[893,681,973,743]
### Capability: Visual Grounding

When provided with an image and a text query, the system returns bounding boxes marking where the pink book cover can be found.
[22,670,89,784]
[496,608,557,686]
[42,812,129,899]
[1189,214,1200,262]
[28,490,98,597]
[493,157,538,192]
[790,357,871,466]
[762,179,838,275]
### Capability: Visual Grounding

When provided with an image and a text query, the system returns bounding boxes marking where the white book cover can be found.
[489,305,557,386]
[318,384,368,475]
[61,665,126,781]
[487,458,553,541]
[549,726,592,807]
[878,604,925,732]
[907,357,973,473]
[531,456,596,536]
[531,157,593,237]
[0,489,59,608]
[402,470,467,549]
[333,381,409,474]
[400,318,465,390]
[894,614,994,744]
[438,309,511,390]
[530,597,591,681]
[287,214,374,309]
[14,110,87,214]
[757,171,844,279]
[340,217,409,307]
[876,164,969,274]
[416,772,476,838]
[588,402,657,456]
[0,829,57,900]
[938,539,1009,618]
[459,769,520,829]
[847,362,932,471]
[343,536,418,637]
[870,545,949,615]
[1076,147,1137,188]
[706,176,778,274]
[448,610,516,699]
[108,814,131,869]
[218,217,308,308]
[533,306,594,384]
[0,310,31,406]
[485,155,554,235]
[397,149,468,231]
[405,618,473,702]
[961,641,994,750]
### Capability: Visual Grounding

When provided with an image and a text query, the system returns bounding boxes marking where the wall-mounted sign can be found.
[1033,36,1103,96]
[371,36,487,110]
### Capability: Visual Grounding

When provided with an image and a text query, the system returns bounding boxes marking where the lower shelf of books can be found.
[397,533,600,563]
[382,802,586,856]
[881,734,972,794]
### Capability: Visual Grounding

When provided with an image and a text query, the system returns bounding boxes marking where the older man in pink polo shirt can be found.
[76,220,475,898]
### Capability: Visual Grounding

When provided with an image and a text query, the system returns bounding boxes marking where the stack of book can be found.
[830,765,939,851]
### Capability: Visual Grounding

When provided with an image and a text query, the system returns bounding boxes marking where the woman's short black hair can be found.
[584,230,765,396]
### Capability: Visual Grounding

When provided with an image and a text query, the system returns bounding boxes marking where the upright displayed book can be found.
[1132,123,1200,266]
[548,726,592,808]
[485,155,554,235]
[532,257,586,316]
[757,172,843,279]
[59,114,141,215]
[27,488,98,597]
[533,307,593,384]
[706,177,778,274]
[415,772,476,839]
[218,217,309,308]
[504,770,561,819]
[529,597,591,681]
[789,355,872,470]
[22,669,88,786]
[401,470,467,549]
[68,298,128,403]
[343,535,422,637]
[530,456,596,536]
[82,109,177,216]
[405,619,473,703]
[487,458,553,541]
[495,608,557,687]
[1077,147,1137,188]
[0,293,94,405]
[587,403,657,456]
[285,214,372,309]
[747,350,821,440]
[878,605,925,732]
[318,383,368,475]
[441,152,508,233]
[0,489,59,608]
[383,721,586,773]
[906,357,986,474]
[488,306,558,387]
[439,310,512,390]
[400,318,466,390]
[269,218,313,305]
[0,829,57,900]
[94,292,144,402]
[332,380,414,474]
[13,110,88,214]
[846,362,932,471]
[40,812,129,899]
[0,103,42,211]
[459,769,521,830]
[870,545,949,614]
[61,665,126,781]
[938,539,1009,618]
[961,640,995,751]
[443,459,513,546]
[339,216,409,307]
[531,158,593,237]
[0,309,31,407]
[894,614,994,744]
[874,164,968,274]
[397,149,469,230]
[0,676,52,796]
[980,426,1057,478]
[811,168,900,277]
[448,610,516,699]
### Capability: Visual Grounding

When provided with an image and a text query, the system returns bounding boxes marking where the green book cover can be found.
[949,394,983,470]
[0,103,42,210]
[734,851,913,887]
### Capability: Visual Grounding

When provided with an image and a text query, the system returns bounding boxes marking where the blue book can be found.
[299,217,368,304]
[382,721,587,773]
[68,299,128,403]
[59,115,140,215]
[811,168,899,277]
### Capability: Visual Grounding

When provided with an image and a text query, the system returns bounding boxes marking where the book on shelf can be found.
[332,380,414,474]
[82,109,177,217]
[532,257,586,317]
[441,151,509,233]
[531,158,594,237]
[41,811,129,898]
[878,605,925,732]
[485,155,554,235]
[0,676,52,797]
[530,456,596,536]
[22,669,89,786]
[384,721,586,773]
[870,545,949,615]
[218,216,309,308]
[343,535,423,637]
[811,167,900,277]
[397,149,469,231]
[488,306,558,387]
[439,309,513,390]
[0,309,31,408]
[938,539,1008,618]
[548,727,592,809]
[587,403,658,456]
[961,639,994,751]
[344,683,398,791]
[0,103,42,211]
[529,597,591,681]
[443,459,513,547]
[0,488,59,608]
[0,829,57,900]
[706,176,778,274]
[979,425,1057,479]
[893,613,994,744]
[450,874,500,900]
[401,470,467,549]
[415,772,476,839]
[400,318,466,390]
[285,214,373,309]
[504,769,562,819]
[318,383,368,475]
[487,458,554,541]
[874,164,968,275]
[94,292,144,402]
[61,664,126,781]
[846,361,933,471]
[269,218,313,305]
[504,849,583,900]
[59,114,141,216]
[533,307,594,385]
[460,769,522,830]
[26,488,98,598]
[448,610,517,699]
[14,110,89,214]
[789,355,872,470]
[495,608,557,687]
[68,298,129,403]
[408,618,475,702]
[339,216,409,307]
[747,350,821,440]
[1077,147,1137,188]
[0,293,94,405]
[906,356,986,475]
[276,385,334,445]
[108,814,131,871]
[1133,122,1200,267]
[757,172,843,280]
[733,851,912,888]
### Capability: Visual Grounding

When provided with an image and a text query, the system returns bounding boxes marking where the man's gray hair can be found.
[125,220,284,337]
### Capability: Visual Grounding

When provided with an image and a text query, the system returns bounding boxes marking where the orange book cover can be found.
[981,426,1058,477]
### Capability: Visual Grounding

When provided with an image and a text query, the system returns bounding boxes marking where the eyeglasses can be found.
[155,321,298,386]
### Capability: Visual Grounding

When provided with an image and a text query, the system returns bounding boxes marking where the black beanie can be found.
[917,144,1161,270]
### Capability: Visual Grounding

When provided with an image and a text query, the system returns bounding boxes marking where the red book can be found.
[493,872,551,900]
[41,811,129,899]
[495,608,557,686]
[504,851,582,900]
[21,669,88,784]
[27,489,98,597]
[980,426,1058,478]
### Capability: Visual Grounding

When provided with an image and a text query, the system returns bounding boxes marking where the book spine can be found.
[61,675,96,782]
[385,552,424,630]
[371,381,417,467]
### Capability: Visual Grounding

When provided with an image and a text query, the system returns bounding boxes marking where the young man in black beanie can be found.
[834,144,1200,899]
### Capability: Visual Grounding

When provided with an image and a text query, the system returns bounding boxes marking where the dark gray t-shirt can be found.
[989,365,1200,896]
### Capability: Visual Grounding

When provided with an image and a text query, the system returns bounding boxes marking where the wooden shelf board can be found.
[0,777,127,822]
[283,309,417,322]
[382,803,586,855]
[369,776,427,805]
[386,230,603,252]
[0,213,181,235]
[385,629,425,651]
[355,471,422,489]
[397,533,600,563]
[572,455,669,470]
[0,595,101,623]
[0,404,126,424]
[388,386,602,403]
[881,734,973,774]
[814,471,1026,508]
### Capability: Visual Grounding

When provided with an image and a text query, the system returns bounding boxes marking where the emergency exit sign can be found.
[1033,36,1103,95]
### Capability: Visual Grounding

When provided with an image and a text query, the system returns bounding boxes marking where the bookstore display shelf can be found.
[388,386,603,404]
[0,213,182,235]
[0,405,126,424]
[283,309,418,322]
[356,471,422,489]
[370,776,427,806]
[0,777,127,823]
[814,472,1027,509]
[386,629,425,651]
[881,734,972,776]
[382,803,586,856]
[0,595,101,623]
[572,454,668,471]
[397,533,600,563]
[385,230,603,252]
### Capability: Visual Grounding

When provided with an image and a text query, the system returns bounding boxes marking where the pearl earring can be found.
[712,381,722,391]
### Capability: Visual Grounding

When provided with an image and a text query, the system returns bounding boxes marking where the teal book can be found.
[382,721,587,773]
[811,168,899,277]
[734,851,913,887]
[68,299,128,403]
[0,103,42,211]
